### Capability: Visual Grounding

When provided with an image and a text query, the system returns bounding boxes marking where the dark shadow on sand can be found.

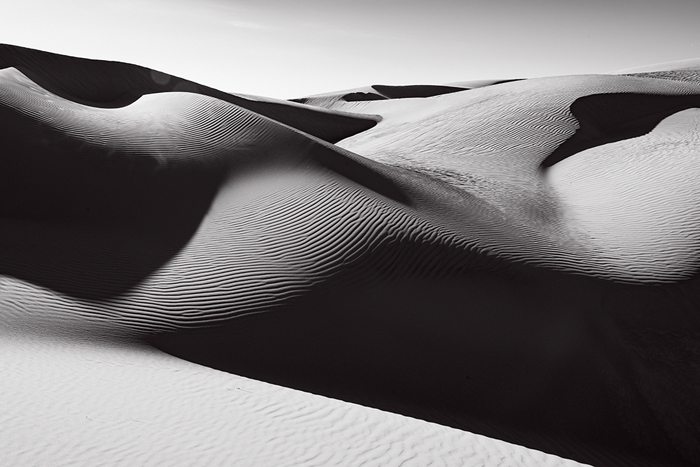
[0,107,225,300]
[0,44,378,144]
[371,84,467,99]
[342,92,388,102]
[542,93,700,168]
[149,256,700,467]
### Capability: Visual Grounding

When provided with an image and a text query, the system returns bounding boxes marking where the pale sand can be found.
[613,58,700,74]
[335,74,700,282]
[0,55,587,466]
[2,44,700,466]
[548,108,700,274]
[1,329,587,467]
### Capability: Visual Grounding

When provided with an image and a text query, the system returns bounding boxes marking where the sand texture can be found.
[1,332,590,467]
[2,44,700,466]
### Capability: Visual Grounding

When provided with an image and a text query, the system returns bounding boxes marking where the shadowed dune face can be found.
[339,84,467,102]
[541,93,700,167]
[293,80,524,109]
[336,74,700,283]
[0,44,379,143]
[370,84,467,99]
[341,91,388,101]
[0,65,403,300]
[3,45,700,466]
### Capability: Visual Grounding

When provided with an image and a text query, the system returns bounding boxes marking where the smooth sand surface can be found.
[2,44,700,466]
[1,329,589,467]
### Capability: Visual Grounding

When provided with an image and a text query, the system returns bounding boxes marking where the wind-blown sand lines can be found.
[542,93,700,167]
[547,108,700,283]
[336,74,700,282]
[0,44,379,144]
[2,44,700,466]
[0,333,589,467]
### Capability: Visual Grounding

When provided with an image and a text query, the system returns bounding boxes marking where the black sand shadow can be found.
[0,107,225,300]
[148,261,700,467]
[371,84,467,99]
[0,44,379,143]
[542,93,700,168]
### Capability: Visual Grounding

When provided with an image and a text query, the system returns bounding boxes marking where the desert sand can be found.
[1,44,700,466]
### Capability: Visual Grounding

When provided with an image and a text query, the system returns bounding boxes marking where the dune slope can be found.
[2,46,700,466]
[2,330,594,467]
[0,44,379,143]
[0,53,584,467]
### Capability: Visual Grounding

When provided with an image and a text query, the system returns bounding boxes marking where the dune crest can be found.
[548,108,700,277]
[2,45,700,466]
[336,74,700,283]
[0,44,379,143]
[613,58,700,74]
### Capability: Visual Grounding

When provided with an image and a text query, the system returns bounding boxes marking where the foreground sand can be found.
[1,329,588,467]
[1,45,700,466]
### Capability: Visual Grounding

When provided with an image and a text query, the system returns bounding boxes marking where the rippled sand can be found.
[2,44,700,466]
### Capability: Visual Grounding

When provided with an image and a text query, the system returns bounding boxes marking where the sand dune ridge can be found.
[2,45,700,466]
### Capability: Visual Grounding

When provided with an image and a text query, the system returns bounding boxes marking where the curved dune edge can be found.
[2,49,700,467]
[291,80,524,109]
[292,84,470,108]
[0,330,589,467]
[371,84,467,99]
[0,66,404,300]
[541,93,700,167]
[547,108,700,281]
[613,58,700,74]
[0,43,379,143]
[336,73,700,283]
[341,91,389,101]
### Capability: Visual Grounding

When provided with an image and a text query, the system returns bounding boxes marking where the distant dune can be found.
[2,44,700,467]
[291,83,470,106]
[614,58,700,74]
[0,44,379,144]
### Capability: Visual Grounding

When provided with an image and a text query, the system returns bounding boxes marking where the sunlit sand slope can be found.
[0,44,379,143]
[0,57,586,466]
[336,74,700,282]
[2,45,700,466]
[549,108,700,274]
[292,80,522,108]
[1,332,589,467]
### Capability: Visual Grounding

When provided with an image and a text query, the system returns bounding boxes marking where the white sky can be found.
[1,0,699,99]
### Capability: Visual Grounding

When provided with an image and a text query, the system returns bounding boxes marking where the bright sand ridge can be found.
[3,45,700,466]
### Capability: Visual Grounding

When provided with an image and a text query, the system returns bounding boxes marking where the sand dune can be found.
[0,44,379,144]
[335,74,700,282]
[612,60,700,87]
[2,44,700,466]
[2,330,590,467]
[614,58,700,74]
[292,79,522,108]
[292,83,471,107]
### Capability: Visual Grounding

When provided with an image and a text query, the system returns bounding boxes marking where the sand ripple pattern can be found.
[337,74,700,282]
[0,66,502,332]
[0,334,589,467]
[548,108,700,278]
[3,52,700,467]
